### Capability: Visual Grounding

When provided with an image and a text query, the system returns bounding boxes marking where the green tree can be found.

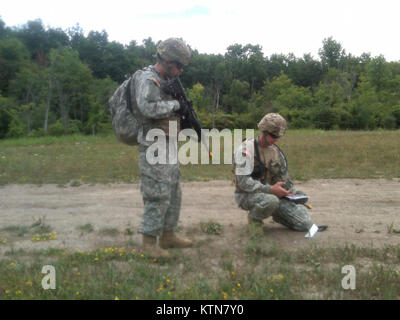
[225,43,267,91]
[210,61,233,117]
[222,79,250,113]
[49,47,93,132]
[314,68,353,108]
[14,19,47,61]
[262,72,292,103]
[0,37,30,94]
[0,16,8,38]
[188,83,211,112]
[9,62,46,133]
[366,55,391,91]
[86,77,116,135]
[318,37,346,70]
[286,53,323,89]
[103,41,130,83]
[0,95,13,138]
[266,54,288,79]
[350,74,382,129]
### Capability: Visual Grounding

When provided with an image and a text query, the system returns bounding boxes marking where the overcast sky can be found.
[1,0,399,61]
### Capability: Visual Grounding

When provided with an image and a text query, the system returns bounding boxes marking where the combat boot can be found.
[247,214,264,226]
[142,234,170,258]
[159,230,192,249]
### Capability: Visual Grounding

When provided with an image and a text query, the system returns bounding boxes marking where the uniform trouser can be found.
[234,192,313,231]
[138,144,181,237]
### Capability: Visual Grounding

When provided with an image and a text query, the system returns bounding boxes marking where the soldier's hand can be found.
[270,181,291,198]
[177,100,189,116]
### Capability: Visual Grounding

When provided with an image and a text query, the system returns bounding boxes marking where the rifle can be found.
[162,77,203,142]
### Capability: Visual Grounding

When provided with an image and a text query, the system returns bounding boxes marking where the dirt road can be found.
[1,179,400,255]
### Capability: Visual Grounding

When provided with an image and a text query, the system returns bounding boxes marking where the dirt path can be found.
[1,179,400,255]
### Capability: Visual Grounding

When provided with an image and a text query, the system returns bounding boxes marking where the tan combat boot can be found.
[159,230,192,249]
[142,234,170,258]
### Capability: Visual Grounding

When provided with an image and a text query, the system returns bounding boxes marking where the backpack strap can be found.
[254,138,264,167]
[253,138,266,184]
[126,76,133,112]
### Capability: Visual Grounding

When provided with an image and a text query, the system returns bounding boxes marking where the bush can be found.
[28,128,46,138]
[67,119,82,134]
[0,96,14,139]
[47,120,65,136]
[235,112,257,129]
[6,119,26,138]
[383,113,397,129]
[391,105,400,128]
[279,108,312,129]
[312,107,341,130]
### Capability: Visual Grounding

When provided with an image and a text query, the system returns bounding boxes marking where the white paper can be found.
[284,195,309,201]
[305,224,318,238]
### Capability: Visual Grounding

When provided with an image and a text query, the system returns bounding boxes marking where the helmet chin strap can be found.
[159,59,175,77]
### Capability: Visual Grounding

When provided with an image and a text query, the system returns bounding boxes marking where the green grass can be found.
[1,130,400,300]
[200,220,222,235]
[0,134,139,185]
[280,129,400,180]
[1,216,52,237]
[76,223,94,234]
[0,130,399,184]
[1,236,399,300]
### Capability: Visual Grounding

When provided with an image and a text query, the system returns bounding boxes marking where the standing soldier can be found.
[135,38,193,258]
[233,113,327,232]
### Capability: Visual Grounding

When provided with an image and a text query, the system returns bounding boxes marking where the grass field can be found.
[0,129,399,185]
[1,225,400,300]
[1,130,400,300]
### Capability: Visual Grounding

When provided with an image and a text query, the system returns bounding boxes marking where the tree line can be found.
[1,18,399,139]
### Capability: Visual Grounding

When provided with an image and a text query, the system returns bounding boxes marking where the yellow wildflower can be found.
[272,274,284,281]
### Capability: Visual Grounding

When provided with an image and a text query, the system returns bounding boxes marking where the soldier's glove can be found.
[177,99,191,117]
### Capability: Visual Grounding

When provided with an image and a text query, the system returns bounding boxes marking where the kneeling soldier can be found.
[233,113,327,232]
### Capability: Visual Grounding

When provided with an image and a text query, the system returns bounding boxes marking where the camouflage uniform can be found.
[134,65,182,236]
[233,114,313,231]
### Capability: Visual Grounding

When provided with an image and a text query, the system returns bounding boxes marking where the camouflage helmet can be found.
[258,113,287,137]
[156,38,191,66]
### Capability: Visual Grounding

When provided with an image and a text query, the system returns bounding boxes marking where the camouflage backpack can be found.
[108,72,143,146]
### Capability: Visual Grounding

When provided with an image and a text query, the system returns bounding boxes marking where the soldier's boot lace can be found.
[142,234,170,258]
[159,230,192,249]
